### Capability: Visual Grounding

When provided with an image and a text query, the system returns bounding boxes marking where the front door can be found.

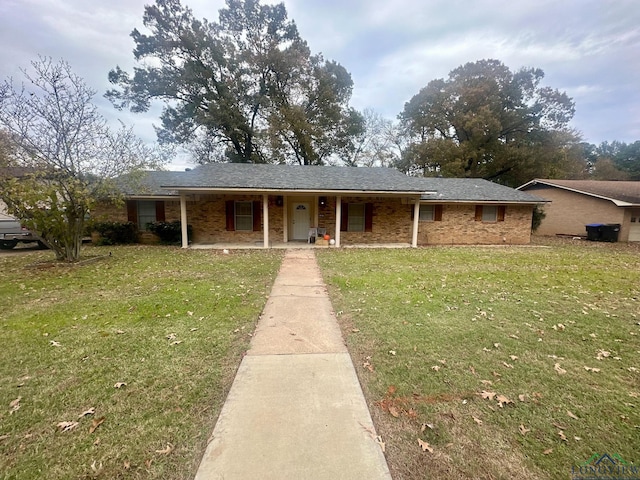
[292,203,310,240]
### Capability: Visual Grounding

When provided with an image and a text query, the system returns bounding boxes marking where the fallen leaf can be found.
[518,394,526,402]
[114,382,126,388]
[567,411,579,420]
[352,328,360,333]
[574,436,582,441]
[558,430,568,442]
[492,371,502,377]
[469,366,476,374]
[421,423,434,432]
[554,363,567,375]
[502,362,514,369]
[166,333,176,340]
[93,437,100,446]
[496,394,512,408]
[388,350,396,356]
[375,436,386,452]
[519,424,530,436]
[145,459,152,469]
[388,406,400,418]
[482,347,492,352]
[50,340,61,347]
[480,380,493,386]
[170,340,182,346]
[116,330,125,334]
[187,311,194,316]
[418,438,434,453]
[89,416,105,434]
[155,443,173,455]
[553,422,568,430]
[480,391,496,401]
[78,407,96,419]
[91,461,103,475]
[9,397,21,415]
[387,385,397,395]
[509,334,519,339]
[509,355,519,361]
[472,416,483,425]
[431,365,440,371]
[57,421,79,432]
[596,349,610,360]
[123,460,131,470]
[543,448,553,455]
[584,366,601,373]
[363,361,374,372]
[493,343,500,348]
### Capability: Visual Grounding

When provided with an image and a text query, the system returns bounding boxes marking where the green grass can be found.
[0,245,283,479]
[317,240,640,479]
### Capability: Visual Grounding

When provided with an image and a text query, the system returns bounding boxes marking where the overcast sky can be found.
[1,0,639,170]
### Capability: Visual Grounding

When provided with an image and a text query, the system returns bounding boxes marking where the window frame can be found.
[234,201,254,232]
[347,203,366,232]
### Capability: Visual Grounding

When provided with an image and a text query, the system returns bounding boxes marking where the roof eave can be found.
[518,179,636,206]
[166,186,435,196]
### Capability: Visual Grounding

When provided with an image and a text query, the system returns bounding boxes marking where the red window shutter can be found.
[475,205,483,221]
[434,205,443,222]
[127,200,138,224]
[225,200,235,231]
[497,206,506,222]
[340,204,349,232]
[155,201,166,222]
[365,203,374,232]
[252,200,261,231]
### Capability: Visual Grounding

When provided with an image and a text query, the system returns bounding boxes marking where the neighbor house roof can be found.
[517,179,640,207]
[161,163,435,195]
[419,178,546,204]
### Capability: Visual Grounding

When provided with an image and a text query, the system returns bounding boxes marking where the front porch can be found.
[188,241,412,250]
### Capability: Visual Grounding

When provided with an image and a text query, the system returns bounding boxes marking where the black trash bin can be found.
[585,223,604,241]
[601,224,621,242]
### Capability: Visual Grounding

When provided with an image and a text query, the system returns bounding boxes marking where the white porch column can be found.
[334,196,342,248]
[263,194,269,248]
[412,199,420,248]
[282,196,288,243]
[180,193,188,249]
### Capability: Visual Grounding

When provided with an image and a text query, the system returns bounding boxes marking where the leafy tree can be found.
[0,57,165,262]
[589,140,640,180]
[398,59,581,186]
[106,0,362,165]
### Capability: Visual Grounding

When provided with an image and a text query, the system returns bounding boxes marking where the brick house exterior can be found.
[97,165,544,247]
[517,179,640,242]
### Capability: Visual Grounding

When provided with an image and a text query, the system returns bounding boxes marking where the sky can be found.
[1,0,639,171]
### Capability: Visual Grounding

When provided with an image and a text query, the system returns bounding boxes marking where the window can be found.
[225,200,261,232]
[137,201,157,230]
[482,205,497,222]
[127,200,165,230]
[340,203,374,232]
[348,203,365,232]
[418,205,443,222]
[235,201,253,231]
[475,205,505,223]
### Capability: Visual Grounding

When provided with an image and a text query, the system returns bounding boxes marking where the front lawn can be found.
[317,241,640,479]
[0,246,283,479]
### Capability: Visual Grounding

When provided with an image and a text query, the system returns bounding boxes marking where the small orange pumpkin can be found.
[324,234,330,241]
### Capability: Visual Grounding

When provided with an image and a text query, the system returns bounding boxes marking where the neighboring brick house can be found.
[517,179,640,242]
[96,164,544,248]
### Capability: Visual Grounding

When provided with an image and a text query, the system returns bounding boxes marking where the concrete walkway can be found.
[194,249,392,480]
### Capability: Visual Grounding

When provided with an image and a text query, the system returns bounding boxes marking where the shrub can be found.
[147,221,192,245]
[531,205,546,232]
[92,221,139,245]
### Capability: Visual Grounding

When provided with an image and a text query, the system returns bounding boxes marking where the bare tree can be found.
[0,57,167,262]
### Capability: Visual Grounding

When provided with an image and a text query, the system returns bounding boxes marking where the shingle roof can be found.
[419,178,546,203]
[518,179,640,206]
[161,163,433,194]
[120,165,543,204]
[116,171,186,197]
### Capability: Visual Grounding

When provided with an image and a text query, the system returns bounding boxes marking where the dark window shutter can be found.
[434,205,443,221]
[475,205,483,221]
[225,200,235,231]
[127,200,138,224]
[252,200,261,231]
[340,204,349,232]
[411,205,415,221]
[365,203,374,232]
[155,201,166,222]
[497,206,506,222]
